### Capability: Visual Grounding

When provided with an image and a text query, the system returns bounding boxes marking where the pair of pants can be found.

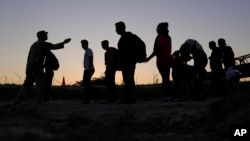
[83,69,95,101]
[15,65,46,103]
[105,68,117,99]
[192,67,207,99]
[45,68,55,100]
[157,65,172,98]
[121,64,136,101]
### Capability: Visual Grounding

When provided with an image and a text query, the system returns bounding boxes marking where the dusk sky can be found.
[1,0,250,85]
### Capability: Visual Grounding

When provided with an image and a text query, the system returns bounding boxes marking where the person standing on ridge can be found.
[14,30,71,104]
[115,21,142,104]
[101,40,119,103]
[208,41,225,96]
[146,22,173,102]
[81,39,95,104]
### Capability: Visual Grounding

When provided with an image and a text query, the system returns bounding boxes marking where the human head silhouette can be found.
[218,38,226,47]
[157,22,169,35]
[101,40,109,50]
[37,30,48,41]
[81,39,88,50]
[115,21,126,35]
[209,41,216,50]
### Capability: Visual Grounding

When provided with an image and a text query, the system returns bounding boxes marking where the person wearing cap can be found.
[14,30,71,104]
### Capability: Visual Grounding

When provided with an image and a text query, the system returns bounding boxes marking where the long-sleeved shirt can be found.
[105,47,118,70]
[154,34,172,67]
[27,40,64,70]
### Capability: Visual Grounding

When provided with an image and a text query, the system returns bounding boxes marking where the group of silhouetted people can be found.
[208,39,238,96]
[14,21,237,105]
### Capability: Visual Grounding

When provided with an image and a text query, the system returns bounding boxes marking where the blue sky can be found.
[1,0,250,85]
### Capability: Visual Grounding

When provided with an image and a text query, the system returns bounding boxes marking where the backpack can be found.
[44,51,60,70]
[133,34,147,63]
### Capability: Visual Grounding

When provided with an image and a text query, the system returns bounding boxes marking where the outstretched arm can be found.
[63,38,71,44]
[49,38,71,50]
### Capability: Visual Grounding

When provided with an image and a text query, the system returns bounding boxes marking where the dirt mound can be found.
[0,93,249,141]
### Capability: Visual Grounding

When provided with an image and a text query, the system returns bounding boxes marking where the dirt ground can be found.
[0,92,250,141]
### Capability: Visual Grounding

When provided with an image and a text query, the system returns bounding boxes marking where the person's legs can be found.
[14,74,34,104]
[34,69,46,103]
[192,69,206,101]
[82,70,95,103]
[14,66,35,104]
[45,69,54,101]
[158,66,172,99]
[211,69,226,97]
[121,64,136,103]
[105,69,117,102]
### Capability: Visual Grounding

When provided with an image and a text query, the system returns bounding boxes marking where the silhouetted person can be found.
[44,51,59,101]
[180,39,208,101]
[81,39,95,104]
[218,38,238,92]
[208,41,225,96]
[218,38,235,70]
[14,30,71,104]
[115,21,138,103]
[146,22,173,102]
[101,40,118,103]
[172,50,191,101]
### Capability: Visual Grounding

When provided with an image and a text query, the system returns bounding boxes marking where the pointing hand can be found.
[63,38,71,44]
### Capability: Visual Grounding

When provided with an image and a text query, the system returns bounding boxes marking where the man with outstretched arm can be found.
[14,30,71,104]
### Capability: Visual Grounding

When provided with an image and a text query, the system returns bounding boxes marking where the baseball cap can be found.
[37,30,48,38]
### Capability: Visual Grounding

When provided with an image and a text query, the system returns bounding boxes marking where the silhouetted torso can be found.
[154,34,172,67]
[221,46,235,69]
[210,47,223,71]
[105,47,118,70]
[117,32,137,65]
